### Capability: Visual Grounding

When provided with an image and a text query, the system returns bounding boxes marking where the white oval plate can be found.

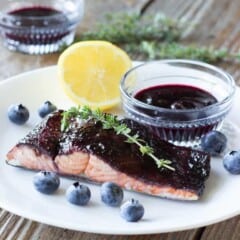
[0,65,240,235]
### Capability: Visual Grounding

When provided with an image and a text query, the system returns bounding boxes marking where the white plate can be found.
[0,65,240,235]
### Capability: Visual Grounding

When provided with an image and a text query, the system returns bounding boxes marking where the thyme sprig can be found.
[78,13,183,44]
[61,106,175,171]
[125,41,231,62]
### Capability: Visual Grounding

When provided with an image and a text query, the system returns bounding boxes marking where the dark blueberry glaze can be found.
[135,84,217,110]
[17,111,63,158]
[5,7,69,44]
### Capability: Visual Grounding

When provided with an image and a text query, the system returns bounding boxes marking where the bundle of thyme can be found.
[61,106,175,171]
[71,12,239,63]
[127,41,232,62]
[78,13,183,44]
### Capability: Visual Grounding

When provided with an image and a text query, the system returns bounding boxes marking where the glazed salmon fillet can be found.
[6,111,211,201]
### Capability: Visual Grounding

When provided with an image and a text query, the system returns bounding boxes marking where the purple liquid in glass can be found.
[135,84,217,110]
[134,85,220,143]
[6,6,69,45]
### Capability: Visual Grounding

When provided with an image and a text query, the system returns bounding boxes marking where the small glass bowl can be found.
[120,60,236,147]
[0,0,84,54]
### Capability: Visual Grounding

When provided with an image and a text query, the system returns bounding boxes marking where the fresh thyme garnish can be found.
[126,41,230,62]
[78,13,183,44]
[68,12,240,63]
[61,106,175,171]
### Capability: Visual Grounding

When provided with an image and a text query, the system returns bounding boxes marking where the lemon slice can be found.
[58,41,132,110]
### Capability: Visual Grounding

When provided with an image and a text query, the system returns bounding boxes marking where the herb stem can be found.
[124,132,175,171]
[148,153,176,171]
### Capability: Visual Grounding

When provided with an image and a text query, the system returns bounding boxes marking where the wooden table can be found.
[0,0,240,239]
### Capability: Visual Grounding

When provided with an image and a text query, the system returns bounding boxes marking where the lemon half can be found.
[58,41,132,110]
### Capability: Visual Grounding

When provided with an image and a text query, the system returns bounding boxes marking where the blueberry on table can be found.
[120,199,144,222]
[8,104,29,125]
[100,182,124,207]
[38,101,57,118]
[223,150,240,174]
[33,171,60,194]
[66,182,91,206]
[200,130,227,156]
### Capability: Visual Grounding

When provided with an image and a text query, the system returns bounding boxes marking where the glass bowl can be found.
[0,0,84,54]
[120,60,236,147]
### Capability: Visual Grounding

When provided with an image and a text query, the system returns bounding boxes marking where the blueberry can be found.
[223,150,240,174]
[200,130,227,156]
[100,182,123,207]
[8,104,29,125]
[120,199,144,222]
[38,101,57,118]
[33,171,60,194]
[66,182,91,206]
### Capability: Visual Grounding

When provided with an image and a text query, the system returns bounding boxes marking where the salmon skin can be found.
[6,111,210,201]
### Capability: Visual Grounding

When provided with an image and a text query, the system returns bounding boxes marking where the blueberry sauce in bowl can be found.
[120,60,236,147]
[134,84,217,110]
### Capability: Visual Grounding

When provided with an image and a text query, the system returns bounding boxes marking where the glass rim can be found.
[120,59,236,114]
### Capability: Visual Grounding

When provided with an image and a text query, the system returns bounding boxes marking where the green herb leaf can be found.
[140,145,154,155]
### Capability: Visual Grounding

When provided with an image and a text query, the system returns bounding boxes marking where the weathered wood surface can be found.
[0,0,239,239]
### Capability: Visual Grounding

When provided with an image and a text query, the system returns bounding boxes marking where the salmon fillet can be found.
[6,111,211,201]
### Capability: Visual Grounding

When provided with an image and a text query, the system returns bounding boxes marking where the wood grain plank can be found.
[0,214,24,240]
[145,0,240,52]
[13,220,41,240]
[188,0,240,47]
[18,223,201,240]
[145,0,193,19]
[79,0,150,32]
[200,216,240,240]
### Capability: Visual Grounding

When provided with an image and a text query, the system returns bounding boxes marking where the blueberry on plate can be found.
[100,182,123,207]
[8,104,29,125]
[66,182,91,206]
[200,130,227,156]
[120,199,144,222]
[223,150,240,174]
[38,101,57,118]
[33,171,60,194]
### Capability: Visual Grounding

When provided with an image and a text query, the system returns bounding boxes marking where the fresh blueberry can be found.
[120,199,144,222]
[200,130,227,156]
[223,150,240,174]
[8,104,29,125]
[38,101,57,118]
[66,182,91,206]
[100,182,123,207]
[33,171,60,194]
